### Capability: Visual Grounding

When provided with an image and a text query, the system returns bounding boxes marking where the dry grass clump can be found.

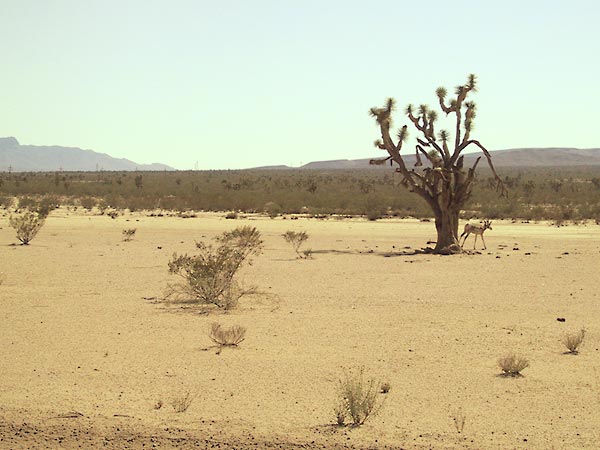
[122,228,137,241]
[166,226,263,309]
[9,210,46,245]
[334,367,384,427]
[451,407,467,434]
[208,322,246,347]
[497,353,530,377]
[282,230,310,258]
[171,391,195,413]
[562,328,586,354]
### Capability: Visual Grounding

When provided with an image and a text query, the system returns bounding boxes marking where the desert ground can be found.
[1,210,599,449]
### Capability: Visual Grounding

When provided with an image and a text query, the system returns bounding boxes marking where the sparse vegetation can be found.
[171,391,195,413]
[497,353,530,377]
[380,381,391,394]
[166,226,263,309]
[334,367,384,426]
[122,228,137,241]
[1,167,600,223]
[282,230,310,258]
[208,322,246,347]
[9,210,46,245]
[562,328,586,354]
[451,407,467,434]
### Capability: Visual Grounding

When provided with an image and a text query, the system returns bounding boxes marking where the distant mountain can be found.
[252,148,600,170]
[0,137,173,172]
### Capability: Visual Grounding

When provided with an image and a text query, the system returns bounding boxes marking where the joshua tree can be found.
[369,74,505,253]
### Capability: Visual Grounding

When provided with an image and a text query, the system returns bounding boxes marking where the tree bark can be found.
[434,207,460,252]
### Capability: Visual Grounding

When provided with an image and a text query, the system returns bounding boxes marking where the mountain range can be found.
[1,136,600,171]
[0,137,173,172]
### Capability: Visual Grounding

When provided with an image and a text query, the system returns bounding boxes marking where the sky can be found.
[1,0,599,170]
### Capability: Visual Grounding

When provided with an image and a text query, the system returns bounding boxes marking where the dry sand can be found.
[1,210,599,449]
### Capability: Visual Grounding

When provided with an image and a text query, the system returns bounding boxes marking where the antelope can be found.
[460,220,492,250]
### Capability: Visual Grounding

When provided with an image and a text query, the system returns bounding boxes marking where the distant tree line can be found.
[0,167,599,223]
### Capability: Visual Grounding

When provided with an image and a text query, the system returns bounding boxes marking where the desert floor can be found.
[1,210,599,449]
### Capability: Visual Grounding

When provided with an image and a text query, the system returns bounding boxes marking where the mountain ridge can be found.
[0,137,173,171]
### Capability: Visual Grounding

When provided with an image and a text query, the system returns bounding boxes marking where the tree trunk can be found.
[434,207,460,253]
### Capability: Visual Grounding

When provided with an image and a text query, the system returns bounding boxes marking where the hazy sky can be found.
[1,1,598,169]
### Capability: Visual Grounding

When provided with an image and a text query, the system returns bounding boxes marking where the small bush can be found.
[9,210,46,245]
[167,226,263,309]
[335,367,384,426]
[122,228,137,241]
[171,391,195,413]
[497,353,529,377]
[282,230,309,258]
[562,328,586,354]
[208,322,246,346]
[264,201,282,218]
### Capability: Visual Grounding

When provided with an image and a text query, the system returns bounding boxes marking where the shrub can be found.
[264,201,282,218]
[166,226,263,309]
[562,328,586,354]
[171,391,195,413]
[334,367,384,426]
[282,230,309,258]
[122,228,137,241]
[497,353,529,377]
[9,211,46,245]
[208,322,246,346]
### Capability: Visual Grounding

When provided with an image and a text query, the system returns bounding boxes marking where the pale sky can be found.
[1,0,598,169]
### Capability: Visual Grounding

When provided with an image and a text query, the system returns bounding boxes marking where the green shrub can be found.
[166,226,263,309]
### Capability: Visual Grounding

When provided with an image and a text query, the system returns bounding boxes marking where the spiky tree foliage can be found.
[369,75,505,253]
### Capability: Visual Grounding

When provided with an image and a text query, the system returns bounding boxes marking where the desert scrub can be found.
[497,353,530,377]
[334,367,384,426]
[171,391,195,413]
[122,228,137,241]
[562,328,586,354]
[282,230,310,258]
[208,322,246,346]
[167,226,263,309]
[9,210,46,245]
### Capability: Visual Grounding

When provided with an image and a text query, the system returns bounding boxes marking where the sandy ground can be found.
[1,209,599,449]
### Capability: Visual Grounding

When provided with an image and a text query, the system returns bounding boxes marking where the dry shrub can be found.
[562,328,586,354]
[497,353,529,377]
[208,322,246,346]
[451,407,467,433]
[281,230,309,258]
[166,226,263,309]
[335,367,384,426]
[171,391,195,413]
[122,228,137,241]
[9,210,46,245]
